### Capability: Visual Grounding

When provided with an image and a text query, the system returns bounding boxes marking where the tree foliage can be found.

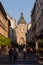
[41,38,43,44]
[0,35,11,46]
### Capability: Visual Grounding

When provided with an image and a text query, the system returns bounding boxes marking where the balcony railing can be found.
[0,20,7,32]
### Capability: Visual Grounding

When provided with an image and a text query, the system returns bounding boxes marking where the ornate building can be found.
[16,13,27,45]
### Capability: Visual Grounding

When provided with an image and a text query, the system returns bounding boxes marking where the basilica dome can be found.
[18,13,26,24]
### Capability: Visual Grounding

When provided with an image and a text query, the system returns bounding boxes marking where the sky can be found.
[0,0,35,23]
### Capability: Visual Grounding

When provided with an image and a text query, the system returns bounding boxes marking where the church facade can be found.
[16,13,27,45]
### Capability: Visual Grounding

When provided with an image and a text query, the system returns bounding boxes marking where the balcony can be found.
[0,20,7,31]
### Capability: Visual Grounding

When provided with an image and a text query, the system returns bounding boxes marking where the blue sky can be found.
[0,0,35,23]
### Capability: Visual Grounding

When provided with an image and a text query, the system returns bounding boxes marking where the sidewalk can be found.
[34,54,43,65]
[0,53,42,65]
[18,52,24,58]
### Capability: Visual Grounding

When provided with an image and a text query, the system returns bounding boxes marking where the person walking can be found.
[8,47,13,61]
[27,47,30,56]
[23,47,26,59]
[13,48,18,61]
[29,47,33,55]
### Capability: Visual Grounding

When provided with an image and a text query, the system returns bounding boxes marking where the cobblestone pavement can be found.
[0,53,42,65]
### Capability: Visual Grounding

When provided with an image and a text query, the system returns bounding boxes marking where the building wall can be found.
[7,15,16,42]
[36,0,43,36]
[16,24,27,45]
[31,3,36,41]
[0,11,8,37]
[26,23,31,43]
[31,0,43,40]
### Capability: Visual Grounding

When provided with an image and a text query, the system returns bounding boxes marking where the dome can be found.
[18,13,26,24]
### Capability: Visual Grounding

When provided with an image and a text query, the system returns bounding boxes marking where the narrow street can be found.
[0,0,43,65]
[0,53,42,65]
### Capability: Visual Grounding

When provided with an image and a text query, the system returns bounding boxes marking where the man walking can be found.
[8,47,13,61]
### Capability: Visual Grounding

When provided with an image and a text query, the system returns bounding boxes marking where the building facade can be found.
[31,2,36,41]
[26,22,31,43]
[7,15,16,43]
[0,2,8,38]
[16,13,27,45]
[36,0,43,36]
[31,0,43,51]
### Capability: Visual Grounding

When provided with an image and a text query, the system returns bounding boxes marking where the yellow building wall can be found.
[0,11,8,37]
[16,24,27,45]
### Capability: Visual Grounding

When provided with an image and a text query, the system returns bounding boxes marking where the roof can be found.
[18,13,26,24]
[0,2,7,20]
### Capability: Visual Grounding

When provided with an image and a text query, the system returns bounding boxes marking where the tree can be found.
[41,38,43,44]
[0,35,11,46]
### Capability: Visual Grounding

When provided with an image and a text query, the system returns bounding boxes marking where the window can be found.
[23,28,25,31]
[39,17,40,20]
[39,22,40,26]
[41,9,43,12]
[37,10,38,13]
[20,28,23,31]
[37,3,38,6]
[40,2,42,6]
[37,20,39,22]
[38,7,40,10]
[36,0,38,2]
[41,9,43,15]
[0,20,6,31]
[20,28,21,31]
[20,28,25,32]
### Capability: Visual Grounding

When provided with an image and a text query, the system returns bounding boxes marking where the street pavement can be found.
[0,53,42,65]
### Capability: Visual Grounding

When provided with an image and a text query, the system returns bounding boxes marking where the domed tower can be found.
[16,13,27,46]
[18,13,26,24]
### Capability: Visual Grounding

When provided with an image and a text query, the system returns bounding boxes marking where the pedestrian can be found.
[23,47,26,59]
[27,47,30,56]
[8,47,13,61]
[0,46,1,55]
[30,47,33,55]
[13,48,17,61]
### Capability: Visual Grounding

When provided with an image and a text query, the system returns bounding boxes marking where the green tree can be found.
[41,38,43,44]
[0,35,11,46]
